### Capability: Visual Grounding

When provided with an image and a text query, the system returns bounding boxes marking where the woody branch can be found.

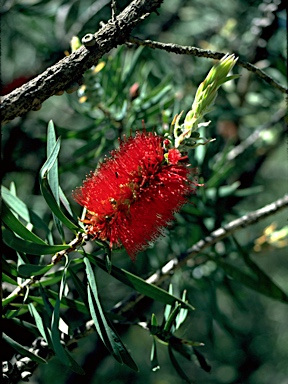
[0,0,164,125]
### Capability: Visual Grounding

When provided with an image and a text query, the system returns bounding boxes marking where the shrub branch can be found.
[128,36,287,94]
[0,0,164,125]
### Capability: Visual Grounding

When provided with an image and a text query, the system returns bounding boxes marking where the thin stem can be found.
[128,36,287,94]
[146,194,288,286]
[3,232,88,304]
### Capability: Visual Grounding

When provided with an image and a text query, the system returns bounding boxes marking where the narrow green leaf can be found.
[108,322,138,371]
[11,318,39,336]
[16,252,26,286]
[69,267,89,308]
[47,121,65,240]
[28,303,49,342]
[18,264,54,277]
[66,353,85,375]
[233,238,288,303]
[175,291,189,330]
[2,257,18,277]
[84,258,138,371]
[3,333,47,364]
[51,260,70,366]
[2,201,47,245]
[192,347,211,372]
[47,121,59,204]
[2,272,18,285]
[39,284,54,318]
[214,258,288,303]
[105,252,112,274]
[85,258,122,361]
[1,185,31,223]
[164,303,181,332]
[44,289,89,314]
[40,177,79,232]
[151,313,158,327]
[2,294,19,307]
[168,345,192,383]
[2,186,50,235]
[33,260,84,288]
[87,285,109,349]
[85,252,194,311]
[59,186,78,220]
[150,337,160,372]
[3,227,69,255]
[5,305,30,319]
[164,284,173,323]
[39,137,61,179]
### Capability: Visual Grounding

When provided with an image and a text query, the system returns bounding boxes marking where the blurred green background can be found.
[1,0,287,383]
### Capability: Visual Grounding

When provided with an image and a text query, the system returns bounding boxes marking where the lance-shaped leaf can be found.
[150,337,160,372]
[211,254,288,304]
[39,136,79,232]
[84,252,194,311]
[49,259,85,374]
[47,120,65,240]
[84,257,138,371]
[168,344,192,383]
[28,303,49,343]
[1,185,50,236]
[40,177,80,232]
[3,227,70,255]
[18,264,54,277]
[2,201,47,245]
[3,333,47,364]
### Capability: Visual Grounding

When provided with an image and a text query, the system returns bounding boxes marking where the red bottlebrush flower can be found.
[73,131,197,260]
[168,148,185,164]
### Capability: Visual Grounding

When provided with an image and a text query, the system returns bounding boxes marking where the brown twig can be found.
[127,36,287,94]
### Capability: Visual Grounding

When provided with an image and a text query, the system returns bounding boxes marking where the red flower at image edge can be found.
[73,131,198,259]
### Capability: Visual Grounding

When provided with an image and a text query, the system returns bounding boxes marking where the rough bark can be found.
[0,0,163,125]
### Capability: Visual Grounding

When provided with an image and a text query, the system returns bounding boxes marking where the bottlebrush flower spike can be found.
[73,131,198,260]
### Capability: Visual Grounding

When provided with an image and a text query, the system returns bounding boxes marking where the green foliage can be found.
[2,0,287,383]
